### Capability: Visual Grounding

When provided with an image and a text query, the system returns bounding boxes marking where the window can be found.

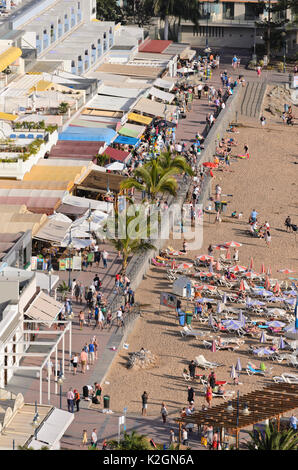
[245,3,258,21]
[223,3,234,20]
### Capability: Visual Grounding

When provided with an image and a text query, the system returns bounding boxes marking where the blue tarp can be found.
[58,126,117,144]
[114,135,140,147]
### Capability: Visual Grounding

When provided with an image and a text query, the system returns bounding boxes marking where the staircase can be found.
[240,81,267,119]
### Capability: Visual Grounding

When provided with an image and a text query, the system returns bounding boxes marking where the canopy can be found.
[154,78,175,92]
[118,123,146,139]
[133,97,176,119]
[0,111,18,121]
[127,112,152,125]
[62,195,113,213]
[24,291,63,327]
[34,216,71,243]
[0,46,22,73]
[88,94,136,112]
[105,161,125,171]
[148,87,175,103]
[114,135,140,147]
[30,408,74,450]
[58,126,117,143]
[23,165,87,186]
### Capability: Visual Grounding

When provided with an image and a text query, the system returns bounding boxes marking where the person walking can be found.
[82,429,88,447]
[264,230,271,247]
[88,340,95,365]
[182,428,189,446]
[74,389,80,412]
[80,348,88,374]
[188,360,196,380]
[91,428,98,448]
[161,403,168,423]
[206,385,213,408]
[209,371,216,389]
[72,353,78,375]
[102,250,108,268]
[78,310,84,330]
[169,429,176,447]
[141,391,149,416]
[67,388,75,413]
[187,386,195,405]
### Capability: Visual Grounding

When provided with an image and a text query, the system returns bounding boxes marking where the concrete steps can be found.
[240,81,267,119]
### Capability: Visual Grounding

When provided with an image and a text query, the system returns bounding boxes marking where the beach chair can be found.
[194,355,224,370]
[203,340,212,349]
[273,373,298,384]
[180,326,204,338]
[246,363,273,376]
[152,258,166,267]
[203,385,235,401]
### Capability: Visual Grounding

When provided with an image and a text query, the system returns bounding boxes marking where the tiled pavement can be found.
[6,54,289,449]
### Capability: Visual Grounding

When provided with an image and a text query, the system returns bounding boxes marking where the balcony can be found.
[181,17,258,27]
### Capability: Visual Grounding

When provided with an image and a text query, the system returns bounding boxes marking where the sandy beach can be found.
[104,93,298,417]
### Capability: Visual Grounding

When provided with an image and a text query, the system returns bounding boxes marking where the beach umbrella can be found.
[278,269,295,274]
[203,161,217,168]
[260,331,266,343]
[256,290,272,297]
[268,296,285,302]
[224,241,242,248]
[247,299,265,307]
[284,298,295,305]
[267,321,286,328]
[267,266,272,277]
[267,308,286,316]
[238,310,244,322]
[249,257,254,270]
[239,280,245,292]
[215,260,221,271]
[230,265,247,273]
[260,263,266,274]
[197,255,214,262]
[171,259,176,269]
[253,347,275,356]
[235,358,242,372]
[279,336,286,350]
[195,272,214,278]
[222,292,227,304]
[273,282,281,295]
[230,364,237,379]
[221,319,243,330]
[264,275,270,290]
[208,314,214,326]
[209,261,214,273]
[211,340,217,353]
[225,249,231,260]
[285,290,297,297]
[243,271,257,279]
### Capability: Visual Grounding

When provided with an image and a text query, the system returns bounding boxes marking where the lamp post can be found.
[281,29,286,73]
[67,229,73,290]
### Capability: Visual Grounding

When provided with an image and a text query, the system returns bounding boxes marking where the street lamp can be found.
[281,29,286,73]
[67,229,73,290]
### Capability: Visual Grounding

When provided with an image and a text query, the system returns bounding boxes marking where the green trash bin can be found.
[186,311,193,326]
[103,395,110,409]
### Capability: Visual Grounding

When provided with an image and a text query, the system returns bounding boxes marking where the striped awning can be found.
[0,47,22,73]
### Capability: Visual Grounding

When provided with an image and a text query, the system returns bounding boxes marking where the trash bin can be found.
[221,201,227,213]
[178,311,185,326]
[103,395,110,409]
[185,311,193,326]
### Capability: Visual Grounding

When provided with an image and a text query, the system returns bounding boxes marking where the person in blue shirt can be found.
[250,209,258,223]
[290,414,297,430]
[88,341,95,365]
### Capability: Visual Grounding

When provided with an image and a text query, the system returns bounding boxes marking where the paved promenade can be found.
[6,52,290,449]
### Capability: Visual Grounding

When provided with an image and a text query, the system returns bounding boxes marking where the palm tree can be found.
[153,0,200,41]
[106,209,155,275]
[108,431,152,450]
[157,150,194,176]
[244,423,298,450]
[120,159,178,202]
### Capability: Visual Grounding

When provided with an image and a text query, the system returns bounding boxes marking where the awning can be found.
[28,80,53,94]
[133,97,176,119]
[118,123,146,138]
[77,169,126,193]
[103,146,131,163]
[114,135,140,147]
[154,78,175,92]
[0,111,18,121]
[105,161,125,171]
[29,408,74,449]
[0,46,22,73]
[149,87,175,103]
[34,216,71,243]
[24,291,63,326]
[127,112,152,125]
[62,194,113,213]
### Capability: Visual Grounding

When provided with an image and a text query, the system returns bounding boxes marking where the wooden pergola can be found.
[175,383,298,448]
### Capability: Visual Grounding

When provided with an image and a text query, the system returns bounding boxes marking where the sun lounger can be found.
[246,363,273,376]
[203,385,235,400]
[273,373,298,384]
[180,326,204,338]
[194,355,224,369]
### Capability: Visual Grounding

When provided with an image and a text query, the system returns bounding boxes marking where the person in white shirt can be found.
[182,428,188,445]
[117,309,123,326]
[91,429,97,448]
[102,250,108,268]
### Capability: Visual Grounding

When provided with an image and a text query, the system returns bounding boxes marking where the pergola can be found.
[0,320,72,405]
[175,383,298,448]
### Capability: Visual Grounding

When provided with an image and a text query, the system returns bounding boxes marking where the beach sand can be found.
[104,107,298,417]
